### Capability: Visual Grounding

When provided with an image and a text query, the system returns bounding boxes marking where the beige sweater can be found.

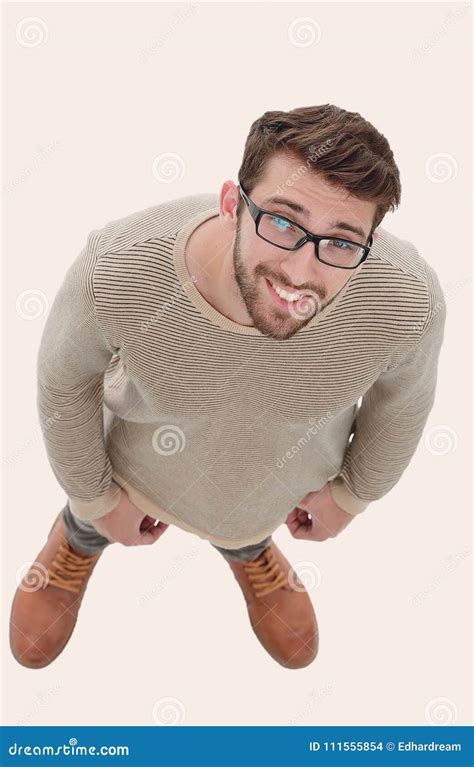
[36,193,447,548]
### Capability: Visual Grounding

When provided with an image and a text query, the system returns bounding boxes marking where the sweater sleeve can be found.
[328,266,447,515]
[36,229,124,522]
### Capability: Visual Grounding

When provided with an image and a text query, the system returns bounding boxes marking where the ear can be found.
[372,230,380,241]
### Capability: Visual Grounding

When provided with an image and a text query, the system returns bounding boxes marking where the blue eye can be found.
[329,239,356,251]
[271,216,291,231]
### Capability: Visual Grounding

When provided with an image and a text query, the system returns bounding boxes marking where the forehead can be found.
[255,152,376,236]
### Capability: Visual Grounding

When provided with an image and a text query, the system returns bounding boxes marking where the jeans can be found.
[59,500,272,562]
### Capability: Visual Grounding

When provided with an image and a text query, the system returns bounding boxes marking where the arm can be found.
[36,229,123,522]
[328,267,447,515]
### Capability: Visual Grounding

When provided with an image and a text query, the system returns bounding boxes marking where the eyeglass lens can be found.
[258,213,365,268]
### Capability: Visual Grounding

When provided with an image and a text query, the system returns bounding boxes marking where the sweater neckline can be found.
[172,203,353,337]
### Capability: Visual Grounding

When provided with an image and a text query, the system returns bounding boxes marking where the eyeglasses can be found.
[238,183,373,270]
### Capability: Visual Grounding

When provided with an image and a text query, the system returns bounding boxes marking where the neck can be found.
[185,217,254,326]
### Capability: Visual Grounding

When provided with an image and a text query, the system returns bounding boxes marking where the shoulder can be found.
[357,226,446,343]
[94,192,219,257]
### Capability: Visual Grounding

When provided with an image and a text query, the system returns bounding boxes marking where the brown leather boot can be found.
[223,541,319,669]
[9,512,104,669]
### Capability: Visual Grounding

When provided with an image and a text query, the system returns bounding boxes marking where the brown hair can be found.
[236,104,401,235]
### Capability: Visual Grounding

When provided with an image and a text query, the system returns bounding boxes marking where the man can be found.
[10,104,446,671]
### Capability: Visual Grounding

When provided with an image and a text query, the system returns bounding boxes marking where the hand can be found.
[286,481,356,542]
[90,487,169,546]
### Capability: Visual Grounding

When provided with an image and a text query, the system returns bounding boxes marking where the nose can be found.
[278,241,320,289]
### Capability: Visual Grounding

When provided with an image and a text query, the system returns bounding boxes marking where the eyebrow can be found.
[261,194,367,241]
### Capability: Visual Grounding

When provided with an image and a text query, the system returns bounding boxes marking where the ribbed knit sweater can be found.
[36,193,447,548]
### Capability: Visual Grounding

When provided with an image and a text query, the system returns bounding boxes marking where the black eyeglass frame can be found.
[238,183,373,270]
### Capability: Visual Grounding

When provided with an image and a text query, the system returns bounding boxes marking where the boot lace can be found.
[47,541,96,594]
[243,546,289,598]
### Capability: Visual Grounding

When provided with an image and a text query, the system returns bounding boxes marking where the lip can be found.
[265,278,306,311]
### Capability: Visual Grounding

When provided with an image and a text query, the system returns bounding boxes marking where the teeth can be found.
[271,281,303,302]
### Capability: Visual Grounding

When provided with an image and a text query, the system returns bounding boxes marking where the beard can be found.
[232,220,329,341]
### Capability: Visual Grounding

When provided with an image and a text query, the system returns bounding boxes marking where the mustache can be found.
[256,266,327,299]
